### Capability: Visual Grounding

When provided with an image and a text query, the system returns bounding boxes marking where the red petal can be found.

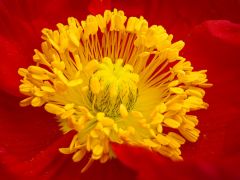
[0,35,36,96]
[0,0,92,96]
[53,158,136,180]
[111,0,240,40]
[88,0,112,15]
[0,0,91,27]
[113,144,240,180]
[0,91,61,160]
[112,144,209,180]
[0,131,74,179]
[182,20,240,160]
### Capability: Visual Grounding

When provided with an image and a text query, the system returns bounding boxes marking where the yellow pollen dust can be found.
[18,9,212,171]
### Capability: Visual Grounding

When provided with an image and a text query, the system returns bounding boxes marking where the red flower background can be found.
[0,0,240,179]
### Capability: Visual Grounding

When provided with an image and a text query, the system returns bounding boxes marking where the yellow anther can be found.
[102,128,110,136]
[126,17,138,32]
[157,124,163,133]
[64,104,74,110]
[184,96,205,110]
[31,74,50,80]
[168,80,179,87]
[185,115,199,125]
[72,149,86,162]
[53,80,68,92]
[143,139,159,148]
[151,113,164,125]
[45,103,65,115]
[67,17,82,47]
[164,118,180,128]
[19,84,33,93]
[99,117,114,127]
[170,87,184,94]
[84,60,99,74]
[168,139,181,149]
[167,132,186,145]
[110,9,126,31]
[92,145,104,159]
[19,97,33,107]
[84,15,99,35]
[96,14,107,33]
[34,89,46,97]
[90,130,99,138]
[185,88,205,98]
[90,77,101,94]
[120,104,128,118]
[156,103,167,114]
[41,86,56,93]
[54,69,68,85]
[18,68,28,76]
[167,103,182,111]
[171,41,185,50]
[31,97,43,107]
[51,60,65,71]
[96,112,105,120]
[28,66,47,74]
[59,147,73,155]
[61,109,75,119]
[156,134,170,145]
[100,154,109,163]
[33,49,50,66]
[179,127,200,142]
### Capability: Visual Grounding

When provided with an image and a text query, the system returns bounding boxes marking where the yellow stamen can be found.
[18,9,212,171]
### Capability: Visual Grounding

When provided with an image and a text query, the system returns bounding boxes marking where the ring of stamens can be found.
[18,9,212,172]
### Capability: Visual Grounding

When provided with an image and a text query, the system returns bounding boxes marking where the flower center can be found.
[18,9,212,172]
[88,57,139,117]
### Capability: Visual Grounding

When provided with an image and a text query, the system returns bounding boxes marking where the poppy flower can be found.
[0,0,240,180]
